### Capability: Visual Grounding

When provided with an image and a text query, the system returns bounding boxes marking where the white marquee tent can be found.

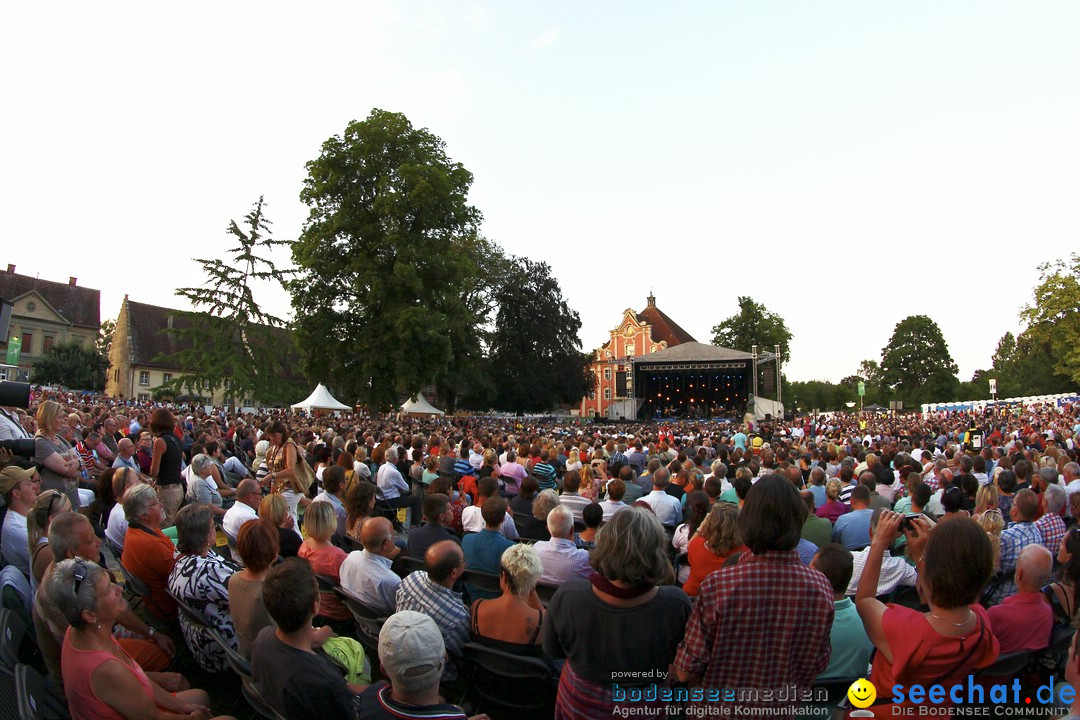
[401,394,445,416]
[291,383,351,413]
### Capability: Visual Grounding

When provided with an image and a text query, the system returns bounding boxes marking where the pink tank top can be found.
[61,628,155,720]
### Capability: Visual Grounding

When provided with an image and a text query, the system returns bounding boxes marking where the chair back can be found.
[534,583,558,606]
[333,587,387,651]
[461,642,556,719]
[0,609,43,678]
[973,649,1035,678]
[15,663,70,720]
[314,573,339,592]
[461,569,501,596]
[166,589,212,630]
[397,555,426,577]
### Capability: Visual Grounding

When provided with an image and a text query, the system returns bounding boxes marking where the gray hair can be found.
[49,513,92,561]
[1066,463,1080,478]
[191,453,214,476]
[48,558,107,630]
[1044,483,1066,514]
[546,504,575,537]
[500,544,542,596]
[532,489,561,522]
[591,507,673,586]
[1039,466,1060,487]
[385,448,398,463]
[123,484,158,523]
[175,503,214,555]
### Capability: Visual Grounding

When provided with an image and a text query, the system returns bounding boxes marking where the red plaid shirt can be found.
[674,549,834,716]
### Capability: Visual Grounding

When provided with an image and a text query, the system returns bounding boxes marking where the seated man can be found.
[557,470,591,522]
[598,478,630,521]
[811,543,873,681]
[461,476,518,539]
[845,508,918,596]
[533,505,591,585]
[356,611,477,720]
[0,464,40,577]
[833,485,873,550]
[340,516,401,615]
[987,544,1054,653]
[253,558,367,720]
[222,478,261,540]
[395,540,469,680]
[461,496,515,601]
[642,468,683,528]
[407,493,460,560]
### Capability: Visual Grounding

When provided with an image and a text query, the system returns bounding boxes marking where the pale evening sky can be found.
[2,2,1078,386]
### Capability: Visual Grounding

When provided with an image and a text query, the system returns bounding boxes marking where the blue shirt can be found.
[832,508,873,550]
[796,538,818,566]
[461,529,513,600]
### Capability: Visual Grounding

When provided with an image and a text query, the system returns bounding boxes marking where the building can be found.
[578,294,697,418]
[0,265,101,382]
[106,296,304,406]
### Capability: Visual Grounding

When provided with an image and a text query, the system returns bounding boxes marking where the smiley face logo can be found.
[847,678,876,709]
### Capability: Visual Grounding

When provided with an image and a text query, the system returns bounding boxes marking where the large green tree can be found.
[486,258,593,413]
[31,341,108,391]
[711,296,793,363]
[879,315,959,405]
[988,329,1072,397]
[159,196,301,407]
[1020,254,1080,386]
[291,109,492,408]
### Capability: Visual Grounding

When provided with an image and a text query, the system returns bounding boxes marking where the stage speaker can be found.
[764,414,772,421]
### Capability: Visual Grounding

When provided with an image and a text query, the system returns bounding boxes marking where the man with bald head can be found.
[222,478,262,540]
[340,516,401,615]
[112,437,140,472]
[987,544,1054,653]
[395,540,469,680]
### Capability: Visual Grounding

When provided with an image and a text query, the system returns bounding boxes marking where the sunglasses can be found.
[72,557,88,596]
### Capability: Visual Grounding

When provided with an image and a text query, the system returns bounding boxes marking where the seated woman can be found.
[297,500,352,631]
[683,502,744,596]
[186,453,228,517]
[27,489,72,587]
[575,503,603,550]
[229,519,279,660]
[1045,527,1080,624]
[856,511,999,712]
[168,503,238,672]
[543,508,692,719]
[50,557,233,720]
[471,544,547,660]
[120,484,178,622]
[518,489,559,542]
[259,493,302,558]
[344,479,377,540]
[672,491,710,584]
[509,475,539,518]
[88,467,120,535]
[815,479,849,524]
[252,439,272,487]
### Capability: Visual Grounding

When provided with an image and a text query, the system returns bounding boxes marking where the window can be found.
[21,332,32,352]
[43,335,54,352]
[604,388,611,400]
[624,348,634,358]
[139,371,150,386]
[604,368,611,381]
[137,393,150,403]
[114,369,119,383]
[71,335,83,346]
[588,390,596,400]
[162,373,172,383]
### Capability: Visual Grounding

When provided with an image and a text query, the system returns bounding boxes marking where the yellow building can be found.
[0,265,101,382]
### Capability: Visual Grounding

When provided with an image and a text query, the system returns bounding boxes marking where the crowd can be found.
[1,387,1080,719]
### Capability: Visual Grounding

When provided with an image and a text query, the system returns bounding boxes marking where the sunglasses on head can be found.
[72,557,89,596]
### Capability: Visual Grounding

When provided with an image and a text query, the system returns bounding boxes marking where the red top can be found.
[682,534,744,596]
[62,628,154,720]
[121,524,177,621]
[987,592,1053,653]
[299,542,350,621]
[870,604,999,704]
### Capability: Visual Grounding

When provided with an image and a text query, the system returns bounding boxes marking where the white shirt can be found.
[846,547,918,596]
[598,499,628,522]
[461,506,519,540]
[340,549,400,615]
[222,501,259,539]
[376,463,409,500]
[0,409,31,442]
[533,537,592,585]
[642,489,683,527]
[1,510,29,577]
[105,503,129,551]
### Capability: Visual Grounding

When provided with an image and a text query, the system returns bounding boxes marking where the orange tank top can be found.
[61,627,155,720]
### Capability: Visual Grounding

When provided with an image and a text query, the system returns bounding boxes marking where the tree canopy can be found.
[485,258,593,413]
[31,341,107,391]
[710,296,793,363]
[1020,254,1080,387]
[291,109,494,409]
[879,315,959,406]
[159,196,302,407]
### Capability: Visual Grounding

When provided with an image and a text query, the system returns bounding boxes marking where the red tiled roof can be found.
[637,303,696,347]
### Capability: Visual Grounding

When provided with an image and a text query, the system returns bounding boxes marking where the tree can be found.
[96,319,115,361]
[159,196,300,407]
[486,258,593,413]
[711,296,793,363]
[1020,254,1080,386]
[989,329,1072,397]
[290,109,492,408]
[879,315,959,406]
[31,341,108,391]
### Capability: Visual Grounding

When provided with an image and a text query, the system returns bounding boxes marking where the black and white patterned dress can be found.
[167,552,238,672]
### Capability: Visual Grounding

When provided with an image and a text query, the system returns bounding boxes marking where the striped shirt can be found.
[395,571,469,679]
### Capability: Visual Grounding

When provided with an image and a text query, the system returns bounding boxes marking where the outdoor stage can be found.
[632,342,756,420]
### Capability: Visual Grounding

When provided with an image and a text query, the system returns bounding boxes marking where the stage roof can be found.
[635,341,754,363]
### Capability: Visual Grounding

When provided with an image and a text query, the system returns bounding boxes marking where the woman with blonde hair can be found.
[974,484,999,519]
[578,463,600,502]
[252,439,271,486]
[258,492,301,557]
[34,400,84,508]
[27,489,71,586]
[297,501,351,629]
[815,478,849,524]
[565,447,582,474]
[471,544,547,658]
[975,509,1004,571]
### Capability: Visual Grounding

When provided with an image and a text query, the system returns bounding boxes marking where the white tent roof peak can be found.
[401,394,444,415]
[291,383,351,411]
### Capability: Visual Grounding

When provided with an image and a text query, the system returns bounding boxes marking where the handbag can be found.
[268,441,315,494]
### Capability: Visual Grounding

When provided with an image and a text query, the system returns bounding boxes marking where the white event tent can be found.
[291,383,351,413]
[401,394,445,416]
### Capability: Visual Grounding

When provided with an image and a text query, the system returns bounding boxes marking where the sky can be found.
[3,1,1078,385]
